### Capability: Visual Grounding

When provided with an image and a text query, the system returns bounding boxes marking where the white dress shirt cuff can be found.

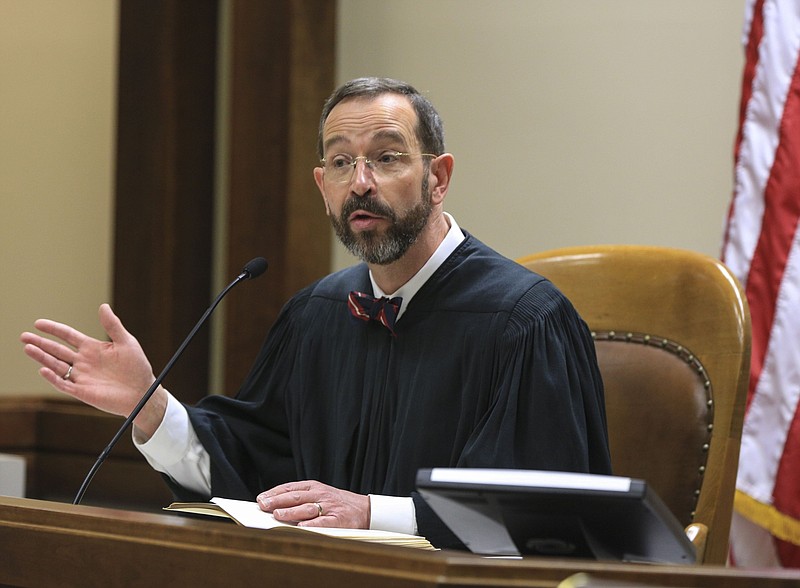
[133,392,211,495]
[368,494,417,535]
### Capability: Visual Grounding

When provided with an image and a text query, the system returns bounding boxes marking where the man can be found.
[21,77,611,548]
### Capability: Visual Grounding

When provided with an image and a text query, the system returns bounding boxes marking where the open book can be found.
[164,497,435,550]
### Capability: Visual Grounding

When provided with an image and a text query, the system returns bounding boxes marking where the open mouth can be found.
[349,209,383,220]
[348,210,385,228]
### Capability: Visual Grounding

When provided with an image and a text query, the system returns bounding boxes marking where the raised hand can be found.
[20,303,167,438]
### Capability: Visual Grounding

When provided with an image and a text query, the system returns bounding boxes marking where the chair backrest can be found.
[518,245,750,565]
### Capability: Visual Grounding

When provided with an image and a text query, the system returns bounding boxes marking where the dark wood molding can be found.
[113,0,219,403]
[222,0,335,393]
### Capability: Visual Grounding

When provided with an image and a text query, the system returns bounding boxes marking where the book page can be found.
[166,497,435,550]
[209,497,292,529]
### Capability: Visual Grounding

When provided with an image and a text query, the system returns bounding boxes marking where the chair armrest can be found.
[685,522,708,563]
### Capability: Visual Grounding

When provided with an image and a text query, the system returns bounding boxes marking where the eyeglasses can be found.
[320,151,437,183]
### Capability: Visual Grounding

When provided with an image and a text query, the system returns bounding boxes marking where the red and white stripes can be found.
[722,0,800,567]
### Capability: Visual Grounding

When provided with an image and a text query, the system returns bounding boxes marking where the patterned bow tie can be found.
[348,291,402,336]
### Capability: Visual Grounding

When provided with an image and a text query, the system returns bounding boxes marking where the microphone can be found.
[240,256,268,280]
[73,257,268,505]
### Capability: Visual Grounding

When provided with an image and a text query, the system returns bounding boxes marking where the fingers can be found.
[273,502,325,524]
[257,482,324,523]
[38,364,75,394]
[21,304,128,375]
[21,311,96,374]
[98,303,132,344]
[270,501,326,525]
[259,481,313,500]
[21,334,76,379]
[21,314,95,380]
[24,305,132,351]
[20,310,106,396]
[21,331,79,399]
[21,305,156,419]
[21,329,75,359]
[256,481,370,528]
[257,483,314,512]
[30,318,88,349]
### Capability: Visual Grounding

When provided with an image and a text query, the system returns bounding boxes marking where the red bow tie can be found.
[348,291,402,336]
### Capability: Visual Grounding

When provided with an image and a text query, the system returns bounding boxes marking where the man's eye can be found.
[376,152,400,164]
[330,156,351,168]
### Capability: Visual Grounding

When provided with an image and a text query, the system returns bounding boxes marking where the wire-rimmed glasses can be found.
[320,151,437,183]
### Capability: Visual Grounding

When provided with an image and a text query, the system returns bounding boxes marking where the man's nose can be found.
[350,158,375,194]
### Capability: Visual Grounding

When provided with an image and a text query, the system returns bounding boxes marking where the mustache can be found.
[340,196,396,221]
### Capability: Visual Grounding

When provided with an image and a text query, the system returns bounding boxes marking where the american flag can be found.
[722,0,800,567]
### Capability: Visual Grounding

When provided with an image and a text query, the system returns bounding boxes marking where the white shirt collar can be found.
[369,212,465,319]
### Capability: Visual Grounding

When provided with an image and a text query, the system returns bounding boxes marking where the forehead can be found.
[322,93,419,152]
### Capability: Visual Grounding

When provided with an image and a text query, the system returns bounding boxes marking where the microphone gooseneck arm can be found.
[73,257,268,505]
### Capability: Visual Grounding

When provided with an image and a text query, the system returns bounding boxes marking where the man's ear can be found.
[313,167,331,215]
[429,154,455,206]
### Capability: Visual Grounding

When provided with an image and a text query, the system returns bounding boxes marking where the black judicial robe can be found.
[179,233,611,546]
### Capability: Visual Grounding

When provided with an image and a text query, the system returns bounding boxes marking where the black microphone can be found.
[73,257,268,505]
[240,256,268,280]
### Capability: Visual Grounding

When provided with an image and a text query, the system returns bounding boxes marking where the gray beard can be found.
[330,176,432,265]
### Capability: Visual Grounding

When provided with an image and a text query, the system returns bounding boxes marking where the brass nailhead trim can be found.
[592,330,713,522]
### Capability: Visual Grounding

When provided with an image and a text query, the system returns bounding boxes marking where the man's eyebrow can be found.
[322,130,411,154]
[370,129,408,146]
[323,134,350,153]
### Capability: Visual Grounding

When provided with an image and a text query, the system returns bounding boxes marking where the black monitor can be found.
[416,468,696,564]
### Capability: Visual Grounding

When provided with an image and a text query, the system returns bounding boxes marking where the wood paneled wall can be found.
[0,397,172,510]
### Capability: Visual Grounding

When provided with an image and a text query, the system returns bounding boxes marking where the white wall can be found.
[1,1,117,397]
[333,0,744,270]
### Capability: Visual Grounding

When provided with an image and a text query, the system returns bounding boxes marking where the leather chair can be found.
[518,245,750,565]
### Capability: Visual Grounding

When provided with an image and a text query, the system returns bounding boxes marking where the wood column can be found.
[222,0,335,393]
[113,0,219,403]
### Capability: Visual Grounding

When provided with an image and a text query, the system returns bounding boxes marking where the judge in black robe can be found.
[20,77,610,549]
[179,232,612,546]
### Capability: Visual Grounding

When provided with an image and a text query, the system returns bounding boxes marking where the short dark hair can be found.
[317,77,445,158]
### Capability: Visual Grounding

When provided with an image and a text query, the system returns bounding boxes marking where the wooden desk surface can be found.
[1,497,799,587]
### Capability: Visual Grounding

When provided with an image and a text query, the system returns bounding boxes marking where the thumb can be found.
[98,303,133,344]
